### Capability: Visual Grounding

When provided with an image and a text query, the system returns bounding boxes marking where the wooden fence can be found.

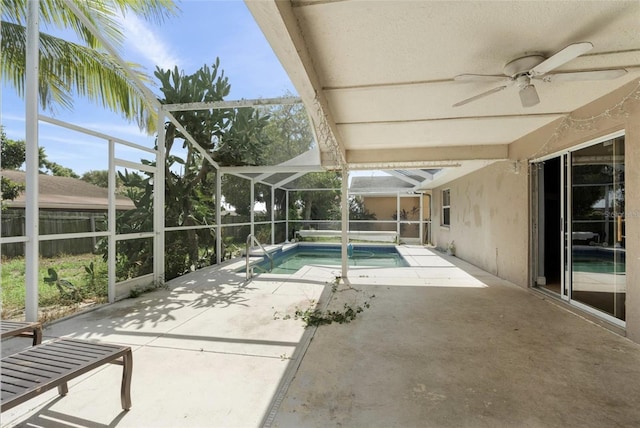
[1,209,107,258]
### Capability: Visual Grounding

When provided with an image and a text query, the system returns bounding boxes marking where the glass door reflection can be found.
[570,137,625,321]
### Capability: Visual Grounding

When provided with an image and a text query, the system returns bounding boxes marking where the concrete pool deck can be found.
[3,246,640,427]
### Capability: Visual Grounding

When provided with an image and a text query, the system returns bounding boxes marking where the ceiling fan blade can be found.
[453,85,508,107]
[530,42,594,76]
[542,69,627,82]
[519,84,540,108]
[454,74,510,83]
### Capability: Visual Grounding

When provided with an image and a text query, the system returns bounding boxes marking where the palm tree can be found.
[1,0,178,131]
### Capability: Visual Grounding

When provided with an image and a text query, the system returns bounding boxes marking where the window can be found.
[442,189,450,226]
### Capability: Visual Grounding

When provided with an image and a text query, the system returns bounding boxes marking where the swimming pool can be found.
[250,244,409,274]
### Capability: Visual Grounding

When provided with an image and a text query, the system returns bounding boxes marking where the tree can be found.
[2,0,178,130]
[290,172,342,221]
[1,131,26,170]
[349,196,376,220]
[262,100,314,164]
[81,170,109,188]
[115,60,273,279]
[40,159,79,178]
[2,129,26,202]
[0,135,78,177]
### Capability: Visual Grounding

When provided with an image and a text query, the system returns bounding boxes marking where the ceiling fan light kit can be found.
[519,84,540,108]
[453,42,627,108]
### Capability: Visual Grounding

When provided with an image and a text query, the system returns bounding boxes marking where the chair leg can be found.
[58,382,69,396]
[120,350,133,410]
[32,327,43,346]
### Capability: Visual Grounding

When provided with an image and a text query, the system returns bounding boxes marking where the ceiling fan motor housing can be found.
[503,55,546,77]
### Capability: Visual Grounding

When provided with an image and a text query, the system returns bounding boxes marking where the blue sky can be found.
[1,0,296,175]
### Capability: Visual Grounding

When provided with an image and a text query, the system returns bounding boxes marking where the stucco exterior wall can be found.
[362,196,396,220]
[431,161,529,287]
[623,107,640,342]
[431,80,640,342]
[362,196,424,221]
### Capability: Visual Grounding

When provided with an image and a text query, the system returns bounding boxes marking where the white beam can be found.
[285,191,290,241]
[164,96,301,112]
[39,115,156,154]
[220,165,324,174]
[250,180,255,237]
[271,186,275,244]
[347,145,509,165]
[115,159,156,174]
[419,193,424,245]
[154,107,166,285]
[341,168,349,278]
[108,139,116,302]
[216,172,222,264]
[24,0,40,321]
[166,113,221,170]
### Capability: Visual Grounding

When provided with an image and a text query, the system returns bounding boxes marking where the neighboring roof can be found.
[350,176,413,193]
[1,170,135,210]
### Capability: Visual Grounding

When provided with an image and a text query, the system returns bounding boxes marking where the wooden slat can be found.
[1,374,35,389]
[1,382,26,395]
[9,354,77,371]
[1,325,31,337]
[2,361,62,377]
[1,321,43,345]
[1,338,132,412]
[0,367,46,383]
[31,348,94,363]
[2,390,18,401]
[57,339,123,353]
[27,348,93,364]
[46,342,110,357]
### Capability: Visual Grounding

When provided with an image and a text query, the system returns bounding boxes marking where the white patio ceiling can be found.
[246,0,640,188]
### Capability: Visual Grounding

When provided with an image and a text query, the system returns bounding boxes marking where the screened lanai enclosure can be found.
[1,97,434,321]
[0,0,441,322]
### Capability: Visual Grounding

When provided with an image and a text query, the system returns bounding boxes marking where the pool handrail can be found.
[246,234,274,279]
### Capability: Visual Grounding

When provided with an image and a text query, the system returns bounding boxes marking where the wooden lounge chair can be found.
[1,338,132,412]
[1,321,43,346]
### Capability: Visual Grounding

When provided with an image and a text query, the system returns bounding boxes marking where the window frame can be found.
[441,189,450,227]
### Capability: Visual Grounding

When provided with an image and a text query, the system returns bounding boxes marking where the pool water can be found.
[572,260,626,274]
[253,245,409,274]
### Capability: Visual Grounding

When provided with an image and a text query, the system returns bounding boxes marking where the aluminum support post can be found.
[216,172,222,264]
[154,108,166,284]
[24,0,40,321]
[108,140,116,302]
[341,169,349,278]
[271,186,275,244]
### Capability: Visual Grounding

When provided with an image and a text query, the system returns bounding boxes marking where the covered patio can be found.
[3,1,640,426]
[3,247,640,427]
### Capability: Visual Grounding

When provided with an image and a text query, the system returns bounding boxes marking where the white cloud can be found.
[119,14,181,70]
[1,113,26,123]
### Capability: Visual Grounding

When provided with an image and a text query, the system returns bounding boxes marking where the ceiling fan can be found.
[452,42,627,108]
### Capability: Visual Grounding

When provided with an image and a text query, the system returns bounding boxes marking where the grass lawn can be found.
[1,253,108,321]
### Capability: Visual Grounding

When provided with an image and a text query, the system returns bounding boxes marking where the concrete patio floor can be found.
[3,246,640,427]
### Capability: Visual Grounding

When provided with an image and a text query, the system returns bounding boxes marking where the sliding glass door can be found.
[534,133,625,324]
[570,137,625,321]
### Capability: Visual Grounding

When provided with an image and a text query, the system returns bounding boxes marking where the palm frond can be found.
[1,22,157,131]
[107,0,179,23]
[3,0,178,52]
